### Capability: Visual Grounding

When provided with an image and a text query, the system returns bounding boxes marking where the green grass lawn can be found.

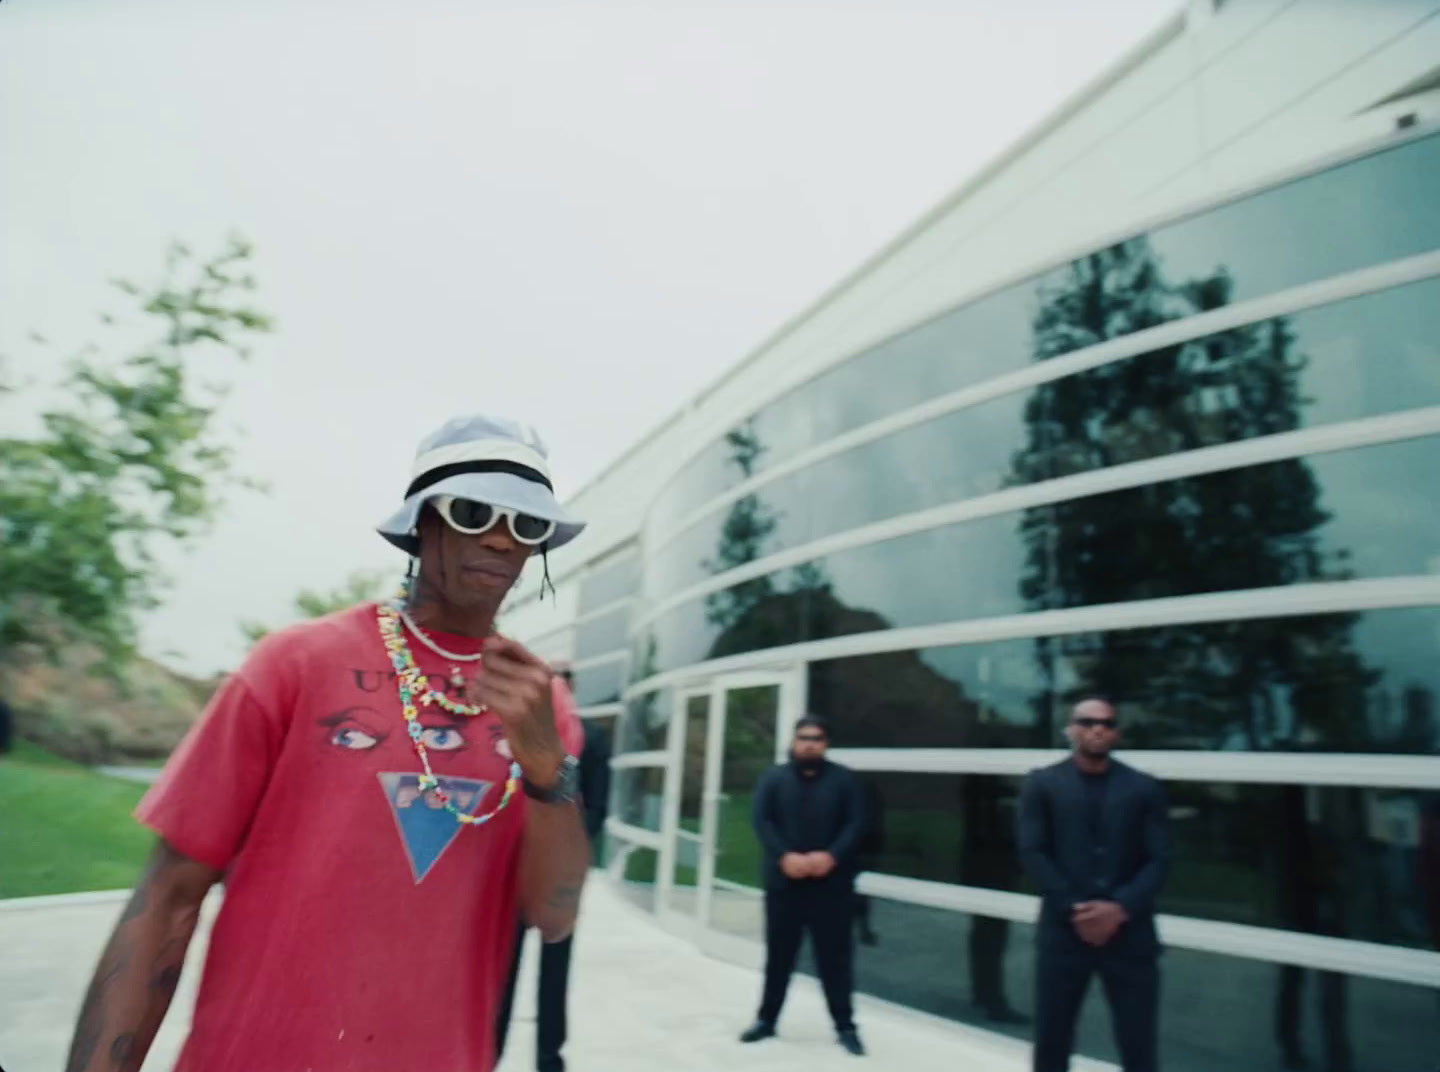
[0,741,154,898]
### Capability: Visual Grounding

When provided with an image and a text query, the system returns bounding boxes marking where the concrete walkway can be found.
[96,765,163,785]
[0,880,1035,1071]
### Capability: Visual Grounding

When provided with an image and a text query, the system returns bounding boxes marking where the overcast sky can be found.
[1,0,1178,676]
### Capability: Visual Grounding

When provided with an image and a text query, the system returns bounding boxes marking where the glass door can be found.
[667,690,711,919]
[659,666,803,947]
[703,678,785,944]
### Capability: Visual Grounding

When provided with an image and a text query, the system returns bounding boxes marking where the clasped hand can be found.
[1072,900,1128,946]
[780,851,837,880]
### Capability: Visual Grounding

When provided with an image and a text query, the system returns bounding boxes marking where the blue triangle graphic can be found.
[378,771,494,883]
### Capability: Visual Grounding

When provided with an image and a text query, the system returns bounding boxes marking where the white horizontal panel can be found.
[830,749,1440,790]
[856,873,1440,988]
[635,404,1440,631]
[604,819,664,850]
[577,703,623,719]
[627,575,1440,698]
[648,250,1440,562]
[610,751,669,770]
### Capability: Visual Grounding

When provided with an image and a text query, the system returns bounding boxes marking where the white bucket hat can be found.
[376,414,586,557]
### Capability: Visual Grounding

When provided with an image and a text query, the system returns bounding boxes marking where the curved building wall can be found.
[604,126,1440,1069]
[504,6,1440,1067]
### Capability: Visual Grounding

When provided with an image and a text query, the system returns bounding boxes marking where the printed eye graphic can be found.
[332,727,381,750]
[421,726,465,751]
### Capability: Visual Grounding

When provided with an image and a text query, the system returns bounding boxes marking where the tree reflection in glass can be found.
[1010,238,1375,752]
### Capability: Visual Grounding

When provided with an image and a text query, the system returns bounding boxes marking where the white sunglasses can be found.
[432,495,556,547]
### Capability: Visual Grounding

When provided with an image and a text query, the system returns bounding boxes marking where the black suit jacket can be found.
[578,720,611,845]
[1017,757,1169,955]
[753,760,865,891]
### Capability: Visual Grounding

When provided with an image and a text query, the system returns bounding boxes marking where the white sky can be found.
[0,0,1179,676]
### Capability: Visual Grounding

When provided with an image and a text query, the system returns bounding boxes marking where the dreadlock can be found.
[541,544,556,602]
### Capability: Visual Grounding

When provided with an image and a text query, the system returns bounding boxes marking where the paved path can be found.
[0,880,1040,1072]
[96,765,163,785]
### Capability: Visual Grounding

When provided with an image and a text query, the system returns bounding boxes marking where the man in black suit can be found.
[495,688,612,1072]
[1018,697,1169,1072]
[740,716,867,1057]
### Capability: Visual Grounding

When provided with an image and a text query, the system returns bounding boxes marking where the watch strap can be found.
[523,754,580,804]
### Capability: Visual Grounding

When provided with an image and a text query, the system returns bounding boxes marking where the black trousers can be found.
[758,883,855,1032]
[970,915,1011,1010]
[495,923,574,1072]
[1275,965,1353,1071]
[1033,944,1159,1072]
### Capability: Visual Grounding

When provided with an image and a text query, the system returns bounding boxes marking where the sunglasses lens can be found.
[510,514,554,544]
[447,499,496,531]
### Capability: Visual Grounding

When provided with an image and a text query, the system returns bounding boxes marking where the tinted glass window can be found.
[636,437,1440,681]
[618,689,673,753]
[572,658,625,707]
[841,898,1439,1071]
[811,606,1440,755]
[853,772,1437,949]
[579,552,639,613]
[645,278,1440,598]
[644,132,1440,541]
[575,606,630,661]
[614,766,666,831]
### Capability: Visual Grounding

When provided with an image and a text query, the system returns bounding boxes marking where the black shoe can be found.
[740,1021,776,1044]
[838,1028,865,1056]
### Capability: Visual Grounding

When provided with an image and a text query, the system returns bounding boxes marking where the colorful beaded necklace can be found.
[376,597,521,827]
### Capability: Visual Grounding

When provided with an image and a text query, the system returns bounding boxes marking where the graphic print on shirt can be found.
[318,701,496,883]
[377,771,495,883]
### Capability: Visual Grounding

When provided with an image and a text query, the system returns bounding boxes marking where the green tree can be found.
[702,422,781,634]
[0,237,271,665]
[1010,238,1376,749]
[239,569,392,646]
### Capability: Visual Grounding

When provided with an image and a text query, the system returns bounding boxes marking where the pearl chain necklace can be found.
[397,606,485,662]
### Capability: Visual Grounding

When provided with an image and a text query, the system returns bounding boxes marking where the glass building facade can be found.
[593,126,1440,1070]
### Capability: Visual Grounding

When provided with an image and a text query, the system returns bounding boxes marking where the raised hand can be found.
[467,637,566,789]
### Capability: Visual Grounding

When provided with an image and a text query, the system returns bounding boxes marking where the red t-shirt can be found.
[137,602,583,1072]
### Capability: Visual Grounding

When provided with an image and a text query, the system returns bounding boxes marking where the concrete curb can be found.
[0,889,131,913]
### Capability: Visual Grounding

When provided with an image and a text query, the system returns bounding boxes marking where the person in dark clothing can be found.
[1017,698,1169,1072]
[0,695,13,757]
[740,716,867,1057]
[495,696,612,1072]
[853,779,885,946]
[961,776,1026,1024]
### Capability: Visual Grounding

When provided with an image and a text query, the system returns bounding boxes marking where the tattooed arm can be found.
[65,839,221,1072]
[471,637,591,943]
[518,793,591,942]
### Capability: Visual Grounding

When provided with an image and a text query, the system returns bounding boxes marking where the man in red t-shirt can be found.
[65,414,593,1072]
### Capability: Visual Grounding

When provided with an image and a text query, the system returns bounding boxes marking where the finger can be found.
[480,647,549,685]
[473,662,550,701]
[483,636,547,671]
[471,677,536,716]
[473,667,540,698]
[480,657,554,699]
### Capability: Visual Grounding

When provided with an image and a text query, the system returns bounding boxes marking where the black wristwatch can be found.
[523,754,581,805]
